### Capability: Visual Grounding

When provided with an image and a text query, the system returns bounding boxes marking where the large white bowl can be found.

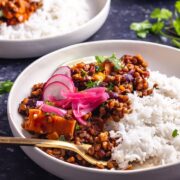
[8,40,180,180]
[0,0,110,59]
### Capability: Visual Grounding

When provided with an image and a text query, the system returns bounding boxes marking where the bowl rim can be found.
[0,0,111,43]
[8,40,180,175]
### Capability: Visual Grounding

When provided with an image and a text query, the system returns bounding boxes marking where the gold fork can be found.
[0,136,107,166]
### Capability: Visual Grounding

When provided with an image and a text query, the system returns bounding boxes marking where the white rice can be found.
[108,71,180,169]
[0,0,93,40]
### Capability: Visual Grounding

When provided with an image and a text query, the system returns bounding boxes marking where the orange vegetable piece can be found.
[24,109,76,138]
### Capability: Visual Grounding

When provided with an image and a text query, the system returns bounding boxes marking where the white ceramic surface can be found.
[8,40,180,180]
[0,0,110,59]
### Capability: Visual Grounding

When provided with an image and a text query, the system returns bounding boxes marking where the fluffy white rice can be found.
[0,0,93,40]
[108,71,180,169]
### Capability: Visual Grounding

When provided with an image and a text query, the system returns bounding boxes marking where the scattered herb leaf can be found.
[109,53,124,70]
[151,21,164,34]
[175,0,180,14]
[173,18,180,36]
[95,56,106,64]
[172,129,179,137]
[85,81,100,88]
[172,38,180,48]
[150,8,172,21]
[130,20,152,32]
[75,124,80,131]
[0,80,13,94]
[45,101,54,106]
[130,1,180,48]
[137,30,149,38]
[81,69,87,77]
[95,65,104,72]
[95,54,124,70]
[107,82,114,91]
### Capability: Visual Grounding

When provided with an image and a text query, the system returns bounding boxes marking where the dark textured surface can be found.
[0,0,176,179]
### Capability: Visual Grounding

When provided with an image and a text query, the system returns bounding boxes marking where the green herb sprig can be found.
[130,0,180,48]
[0,80,13,94]
[95,54,124,70]
[85,80,101,88]
[172,129,179,138]
[75,124,80,131]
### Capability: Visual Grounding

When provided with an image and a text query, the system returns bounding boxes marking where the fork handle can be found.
[0,137,107,166]
[0,136,54,146]
[0,136,82,151]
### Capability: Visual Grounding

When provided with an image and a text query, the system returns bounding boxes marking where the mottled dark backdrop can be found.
[0,0,176,179]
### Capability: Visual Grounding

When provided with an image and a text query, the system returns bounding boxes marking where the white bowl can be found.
[0,0,110,59]
[8,40,180,180]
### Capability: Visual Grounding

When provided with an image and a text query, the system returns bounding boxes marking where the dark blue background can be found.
[0,0,177,179]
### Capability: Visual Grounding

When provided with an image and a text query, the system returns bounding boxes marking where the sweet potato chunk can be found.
[24,109,76,138]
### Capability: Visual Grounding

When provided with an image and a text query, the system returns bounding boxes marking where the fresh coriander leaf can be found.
[150,8,172,21]
[172,129,179,137]
[75,124,80,131]
[107,83,114,91]
[109,53,124,69]
[172,39,180,48]
[95,65,104,72]
[96,54,124,70]
[81,69,87,77]
[45,100,54,106]
[85,81,100,88]
[137,30,149,38]
[130,20,152,32]
[0,80,13,94]
[173,18,180,36]
[95,56,106,64]
[59,135,66,141]
[151,21,164,34]
[129,2,180,48]
[175,0,180,14]
[130,20,152,38]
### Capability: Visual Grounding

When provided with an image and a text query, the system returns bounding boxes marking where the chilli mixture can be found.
[18,54,160,169]
[0,0,42,25]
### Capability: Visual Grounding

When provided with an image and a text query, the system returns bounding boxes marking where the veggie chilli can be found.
[18,54,156,169]
[0,0,42,25]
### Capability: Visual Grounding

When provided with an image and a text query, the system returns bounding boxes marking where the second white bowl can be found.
[0,0,110,59]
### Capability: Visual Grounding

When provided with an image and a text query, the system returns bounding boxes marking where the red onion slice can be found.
[53,66,71,78]
[44,74,75,92]
[43,81,70,101]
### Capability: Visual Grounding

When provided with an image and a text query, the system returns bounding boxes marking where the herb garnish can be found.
[109,53,124,70]
[130,0,180,48]
[95,56,106,64]
[95,54,124,70]
[107,82,114,91]
[81,69,87,77]
[85,80,101,88]
[75,124,80,131]
[172,129,179,138]
[0,80,13,94]
[45,100,54,106]
[130,20,152,38]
